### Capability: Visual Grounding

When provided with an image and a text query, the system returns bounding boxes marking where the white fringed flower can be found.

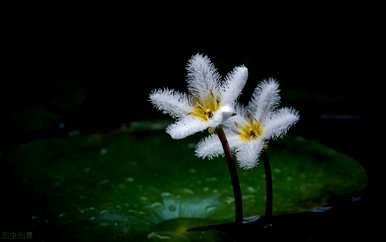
[149,54,248,139]
[196,79,299,169]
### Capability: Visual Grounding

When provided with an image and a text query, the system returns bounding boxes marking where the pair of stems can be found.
[216,127,272,225]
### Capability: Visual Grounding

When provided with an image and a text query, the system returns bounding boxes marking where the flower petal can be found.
[248,79,280,122]
[220,66,248,105]
[195,134,223,159]
[166,117,210,139]
[186,53,221,100]
[149,88,193,118]
[236,139,264,169]
[263,107,299,139]
[195,132,241,159]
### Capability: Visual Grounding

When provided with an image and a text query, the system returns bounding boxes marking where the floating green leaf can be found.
[9,123,367,241]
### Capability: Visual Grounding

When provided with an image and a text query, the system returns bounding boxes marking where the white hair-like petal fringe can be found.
[195,132,242,159]
[166,117,212,140]
[149,88,193,118]
[248,79,281,122]
[236,139,264,169]
[263,107,299,139]
[186,53,221,100]
[195,134,224,159]
[220,66,248,106]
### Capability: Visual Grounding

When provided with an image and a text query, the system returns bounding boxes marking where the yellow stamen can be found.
[208,127,216,134]
[239,121,263,141]
[189,91,220,121]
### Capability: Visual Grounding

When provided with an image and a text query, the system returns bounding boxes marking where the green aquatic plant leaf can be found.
[9,123,367,241]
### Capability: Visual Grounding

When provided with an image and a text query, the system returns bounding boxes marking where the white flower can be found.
[196,79,299,169]
[149,53,248,139]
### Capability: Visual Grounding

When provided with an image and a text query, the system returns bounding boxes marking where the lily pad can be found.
[9,122,367,241]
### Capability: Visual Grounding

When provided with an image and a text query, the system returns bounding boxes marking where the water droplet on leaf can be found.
[247,186,256,193]
[83,167,91,173]
[205,205,217,214]
[100,148,108,155]
[161,192,172,197]
[188,168,196,174]
[182,188,194,194]
[98,179,110,185]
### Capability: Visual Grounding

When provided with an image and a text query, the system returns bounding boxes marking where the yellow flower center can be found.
[239,121,263,141]
[189,91,220,121]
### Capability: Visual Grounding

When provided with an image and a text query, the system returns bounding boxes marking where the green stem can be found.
[261,150,272,224]
[216,127,243,224]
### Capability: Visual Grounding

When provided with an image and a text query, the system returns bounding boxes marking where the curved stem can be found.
[261,150,272,223]
[216,127,243,224]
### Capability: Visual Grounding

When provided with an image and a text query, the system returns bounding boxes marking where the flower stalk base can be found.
[261,150,273,225]
[216,127,243,224]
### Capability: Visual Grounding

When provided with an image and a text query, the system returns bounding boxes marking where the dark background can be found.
[1,11,376,241]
